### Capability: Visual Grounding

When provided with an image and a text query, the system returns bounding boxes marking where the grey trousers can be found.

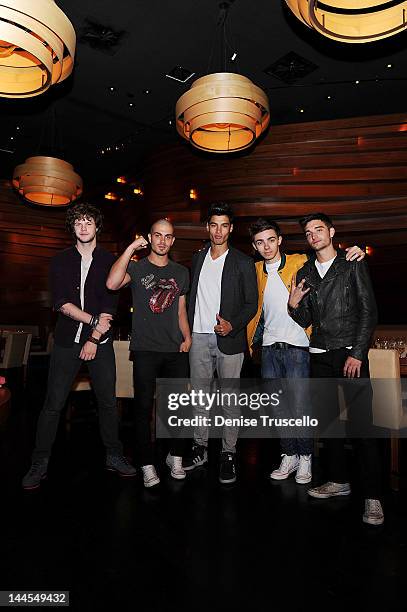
[189,332,244,453]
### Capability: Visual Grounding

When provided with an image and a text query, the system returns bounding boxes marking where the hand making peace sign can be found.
[288,277,311,310]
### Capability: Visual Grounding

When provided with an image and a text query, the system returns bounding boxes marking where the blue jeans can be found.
[262,345,313,455]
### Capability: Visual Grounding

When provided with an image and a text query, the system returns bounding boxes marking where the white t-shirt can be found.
[193,249,228,333]
[314,256,335,279]
[74,255,93,343]
[309,255,351,353]
[263,260,309,347]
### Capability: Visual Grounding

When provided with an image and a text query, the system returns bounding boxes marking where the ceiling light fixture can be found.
[13,156,83,206]
[176,73,269,153]
[285,1,407,43]
[104,192,118,201]
[0,0,75,98]
[175,3,269,153]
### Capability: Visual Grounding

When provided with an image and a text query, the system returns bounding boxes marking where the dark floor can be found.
[1,363,406,612]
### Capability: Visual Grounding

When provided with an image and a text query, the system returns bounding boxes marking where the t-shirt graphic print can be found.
[141,273,181,314]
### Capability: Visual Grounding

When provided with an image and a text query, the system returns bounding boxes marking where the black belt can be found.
[268,342,308,351]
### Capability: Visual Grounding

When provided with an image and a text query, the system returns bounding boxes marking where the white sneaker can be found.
[165,453,186,480]
[141,465,160,488]
[363,499,384,526]
[295,454,312,484]
[270,454,299,480]
[308,481,351,499]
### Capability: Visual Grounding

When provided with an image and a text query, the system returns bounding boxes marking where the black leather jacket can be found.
[288,250,377,362]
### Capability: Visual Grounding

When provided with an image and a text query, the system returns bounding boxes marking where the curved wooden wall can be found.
[138,112,407,323]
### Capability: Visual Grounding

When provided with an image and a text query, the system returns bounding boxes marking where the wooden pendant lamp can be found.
[285,1,407,43]
[0,0,75,98]
[176,72,270,153]
[13,156,83,207]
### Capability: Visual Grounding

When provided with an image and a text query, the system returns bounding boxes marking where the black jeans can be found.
[310,348,382,500]
[133,351,189,465]
[33,341,123,460]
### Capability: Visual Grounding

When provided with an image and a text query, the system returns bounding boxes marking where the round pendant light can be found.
[176,73,270,153]
[13,156,83,206]
[0,0,75,98]
[285,1,407,43]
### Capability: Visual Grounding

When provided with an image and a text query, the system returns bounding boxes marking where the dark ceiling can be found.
[1,0,407,190]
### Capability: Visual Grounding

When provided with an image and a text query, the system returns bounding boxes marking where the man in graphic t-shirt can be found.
[107,219,191,488]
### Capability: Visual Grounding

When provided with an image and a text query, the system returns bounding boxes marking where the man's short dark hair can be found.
[66,203,103,235]
[150,218,174,234]
[249,217,281,240]
[299,212,334,231]
[207,202,234,224]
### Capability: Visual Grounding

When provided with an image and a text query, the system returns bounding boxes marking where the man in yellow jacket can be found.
[247,218,364,484]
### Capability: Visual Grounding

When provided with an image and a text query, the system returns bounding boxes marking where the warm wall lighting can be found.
[0,0,76,98]
[133,187,143,195]
[13,156,82,206]
[285,1,407,43]
[116,176,126,184]
[189,188,198,200]
[176,72,270,153]
[104,192,118,201]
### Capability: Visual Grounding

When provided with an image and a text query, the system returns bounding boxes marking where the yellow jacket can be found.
[246,252,311,354]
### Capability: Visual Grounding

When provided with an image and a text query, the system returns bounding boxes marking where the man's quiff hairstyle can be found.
[249,217,281,240]
[207,202,234,224]
[66,203,103,235]
[299,212,334,231]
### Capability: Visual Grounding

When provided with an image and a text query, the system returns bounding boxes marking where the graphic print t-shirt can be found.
[127,258,189,352]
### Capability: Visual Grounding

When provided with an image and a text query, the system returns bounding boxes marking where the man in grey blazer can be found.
[184,202,258,483]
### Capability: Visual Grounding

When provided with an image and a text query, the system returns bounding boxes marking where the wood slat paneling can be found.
[132,112,407,323]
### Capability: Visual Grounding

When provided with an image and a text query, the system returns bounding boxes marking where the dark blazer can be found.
[51,245,118,348]
[188,244,258,355]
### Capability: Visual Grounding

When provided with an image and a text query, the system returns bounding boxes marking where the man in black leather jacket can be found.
[288,212,383,526]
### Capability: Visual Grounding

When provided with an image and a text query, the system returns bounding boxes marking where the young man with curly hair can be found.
[22,203,136,490]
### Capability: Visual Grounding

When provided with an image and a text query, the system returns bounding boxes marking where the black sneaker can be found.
[219,452,236,484]
[105,455,137,478]
[183,443,208,472]
[22,458,49,490]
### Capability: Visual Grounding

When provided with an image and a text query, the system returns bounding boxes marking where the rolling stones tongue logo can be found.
[149,277,180,313]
